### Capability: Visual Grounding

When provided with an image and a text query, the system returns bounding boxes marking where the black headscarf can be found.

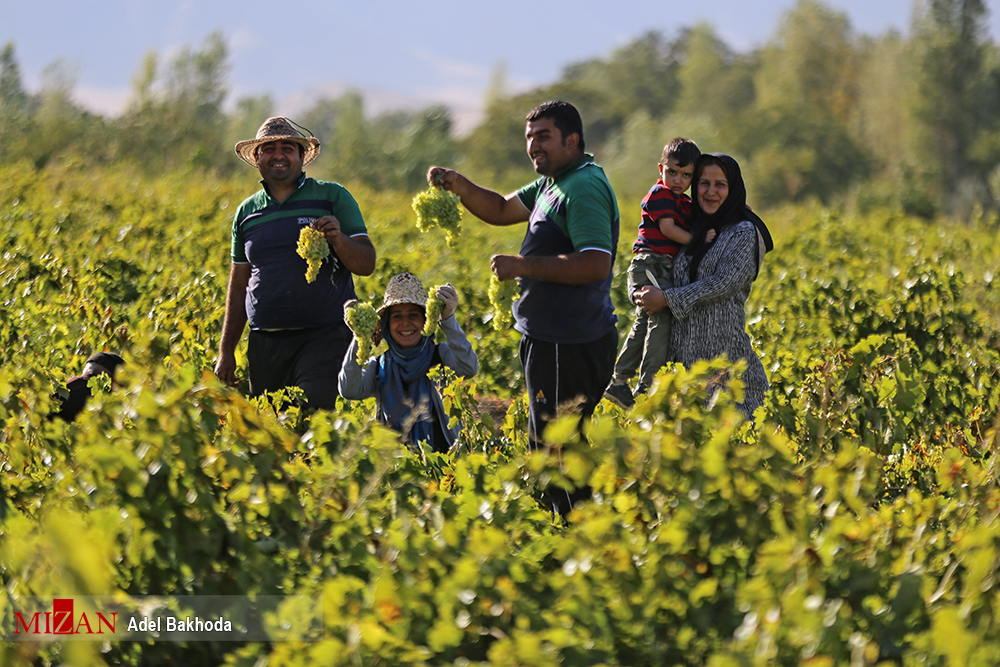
[684,153,748,283]
[85,352,124,375]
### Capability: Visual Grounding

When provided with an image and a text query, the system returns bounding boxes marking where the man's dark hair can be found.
[661,137,700,168]
[526,100,585,151]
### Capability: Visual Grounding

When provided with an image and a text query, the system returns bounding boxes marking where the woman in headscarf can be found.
[633,153,770,418]
[338,272,478,451]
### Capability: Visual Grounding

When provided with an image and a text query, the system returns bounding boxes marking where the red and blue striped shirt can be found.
[632,179,691,256]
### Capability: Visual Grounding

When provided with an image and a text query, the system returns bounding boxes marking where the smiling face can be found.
[697,163,730,216]
[525,117,579,176]
[387,303,426,349]
[255,140,304,186]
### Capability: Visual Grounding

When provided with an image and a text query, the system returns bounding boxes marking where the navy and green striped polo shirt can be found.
[231,174,369,330]
[513,153,619,344]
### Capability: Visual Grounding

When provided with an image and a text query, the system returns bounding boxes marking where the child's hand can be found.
[706,229,717,243]
[436,284,458,319]
[342,298,358,320]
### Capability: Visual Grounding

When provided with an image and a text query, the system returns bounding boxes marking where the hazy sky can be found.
[4,0,999,132]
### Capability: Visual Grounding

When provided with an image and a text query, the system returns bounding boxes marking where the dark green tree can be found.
[739,0,869,204]
[225,94,275,165]
[458,66,536,189]
[297,96,339,163]
[117,32,231,172]
[558,31,684,147]
[31,61,85,167]
[304,93,458,191]
[0,42,34,155]
[306,91,378,184]
[907,0,998,214]
[0,42,27,110]
[754,0,858,124]
[375,104,457,191]
[674,23,755,124]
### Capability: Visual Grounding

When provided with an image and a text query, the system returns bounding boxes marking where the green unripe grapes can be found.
[423,287,445,336]
[488,275,519,331]
[345,302,380,364]
[297,225,330,283]
[412,187,462,247]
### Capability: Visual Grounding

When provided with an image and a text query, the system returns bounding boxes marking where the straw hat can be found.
[378,273,427,315]
[235,117,321,167]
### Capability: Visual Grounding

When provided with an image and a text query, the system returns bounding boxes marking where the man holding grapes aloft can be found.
[427,100,619,513]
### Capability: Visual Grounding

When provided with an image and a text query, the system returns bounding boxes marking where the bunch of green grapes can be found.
[488,275,519,331]
[412,187,462,247]
[423,286,445,336]
[297,226,330,283]
[345,302,379,364]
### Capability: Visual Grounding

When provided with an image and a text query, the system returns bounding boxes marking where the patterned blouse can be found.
[665,220,769,418]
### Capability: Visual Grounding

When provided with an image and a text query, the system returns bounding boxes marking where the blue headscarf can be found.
[376,319,439,447]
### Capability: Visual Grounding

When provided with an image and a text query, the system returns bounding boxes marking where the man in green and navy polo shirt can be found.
[214,117,376,409]
[428,101,619,513]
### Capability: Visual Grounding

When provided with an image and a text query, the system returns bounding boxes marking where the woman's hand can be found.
[436,284,458,319]
[633,285,668,314]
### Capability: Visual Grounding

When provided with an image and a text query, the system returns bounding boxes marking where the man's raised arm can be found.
[426,166,529,227]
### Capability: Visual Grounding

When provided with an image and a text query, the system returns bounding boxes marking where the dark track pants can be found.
[519,328,617,514]
[248,325,352,410]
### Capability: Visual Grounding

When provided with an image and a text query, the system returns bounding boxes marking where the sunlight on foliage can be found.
[0,165,999,665]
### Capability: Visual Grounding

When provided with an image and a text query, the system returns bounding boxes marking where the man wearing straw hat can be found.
[214,117,377,409]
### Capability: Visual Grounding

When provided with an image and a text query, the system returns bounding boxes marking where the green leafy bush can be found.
[1,164,999,666]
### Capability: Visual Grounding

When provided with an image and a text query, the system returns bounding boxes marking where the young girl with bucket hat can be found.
[338,273,478,451]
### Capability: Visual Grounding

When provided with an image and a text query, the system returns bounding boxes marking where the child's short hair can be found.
[660,138,700,168]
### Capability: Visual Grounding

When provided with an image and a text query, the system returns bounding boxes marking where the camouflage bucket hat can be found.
[378,273,428,315]
[235,117,321,167]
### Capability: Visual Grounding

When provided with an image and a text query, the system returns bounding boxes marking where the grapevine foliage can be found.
[412,187,462,247]
[1,164,999,666]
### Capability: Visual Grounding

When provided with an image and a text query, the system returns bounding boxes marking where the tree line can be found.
[1,0,998,218]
